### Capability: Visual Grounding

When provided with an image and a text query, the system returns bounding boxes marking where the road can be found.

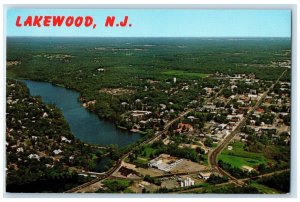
[208,70,287,183]
[175,169,289,193]
[66,70,287,193]
[64,105,194,193]
[65,84,226,193]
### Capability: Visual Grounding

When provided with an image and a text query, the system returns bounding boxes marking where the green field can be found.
[132,146,159,165]
[218,141,266,168]
[102,179,132,192]
[162,70,209,78]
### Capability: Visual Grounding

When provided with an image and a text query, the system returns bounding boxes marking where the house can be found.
[203,104,216,111]
[97,68,105,72]
[135,99,142,103]
[176,123,194,133]
[218,124,227,130]
[61,136,71,143]
[42,112,48,118]
[203,87,212,94]
[53,149,63,155]
[131,110,152,122]
[121,102,128,106]
[231,85,237,91]
[198,172,211,180]
[16,147,24,153]
[248,94,258,99]
[241,165,254,172]
[69,156,74,162]
[187,116,198,122]
[160,104,167,110]
[28,154,40,160]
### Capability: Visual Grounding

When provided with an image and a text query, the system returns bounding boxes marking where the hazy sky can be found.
[6,9,291,37]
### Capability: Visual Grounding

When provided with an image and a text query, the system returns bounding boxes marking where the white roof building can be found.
[53,149,63,155]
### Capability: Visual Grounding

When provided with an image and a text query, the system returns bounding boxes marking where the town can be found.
[6,37,291,194]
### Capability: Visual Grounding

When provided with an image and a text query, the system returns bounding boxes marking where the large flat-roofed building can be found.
[148,154,183,172]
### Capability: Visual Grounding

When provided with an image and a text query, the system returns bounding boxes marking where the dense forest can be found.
[6,37,291,128]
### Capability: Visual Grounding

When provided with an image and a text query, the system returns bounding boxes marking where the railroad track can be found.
[64,84,227,193]
[64,109,190,193]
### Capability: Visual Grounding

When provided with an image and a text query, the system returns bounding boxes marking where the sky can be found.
[6,9,291,37]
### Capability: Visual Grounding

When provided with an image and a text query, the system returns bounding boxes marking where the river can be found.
[22,80,143,147]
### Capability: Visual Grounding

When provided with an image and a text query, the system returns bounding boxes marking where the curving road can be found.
[208,70,287,182]
[65,85,226,193]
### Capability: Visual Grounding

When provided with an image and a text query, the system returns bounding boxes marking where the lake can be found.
[22,80,143,147]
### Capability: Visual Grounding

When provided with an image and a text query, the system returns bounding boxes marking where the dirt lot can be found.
[161,178,179,189]
[130,180,160,193]
[170,159,208,174]
[136,167,165,177]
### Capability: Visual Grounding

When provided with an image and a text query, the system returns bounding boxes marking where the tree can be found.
[204,137,213,147]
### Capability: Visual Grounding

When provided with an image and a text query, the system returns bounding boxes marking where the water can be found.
[22,80,143,147]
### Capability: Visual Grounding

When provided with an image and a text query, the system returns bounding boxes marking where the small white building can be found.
[61,136,71,143]
[53,149,63,155]
[180,177,195,187]
[241,165,255,173]
[97,68,105,72]
[198,172,211,180]
[16,147,24,153]
[28,154,40,160]
[42,112,48,118]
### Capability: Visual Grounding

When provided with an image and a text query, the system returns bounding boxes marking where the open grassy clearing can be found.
[218,141,266,168]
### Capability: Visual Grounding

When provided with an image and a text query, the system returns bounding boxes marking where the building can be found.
[180,177,195,187]
[131,110,152,122]
[198,172,211,180]
[241,165,254,173]
[61,136,71,143]
[28,154,40,160]
[53,149,63,155]
[148,154,183,172]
